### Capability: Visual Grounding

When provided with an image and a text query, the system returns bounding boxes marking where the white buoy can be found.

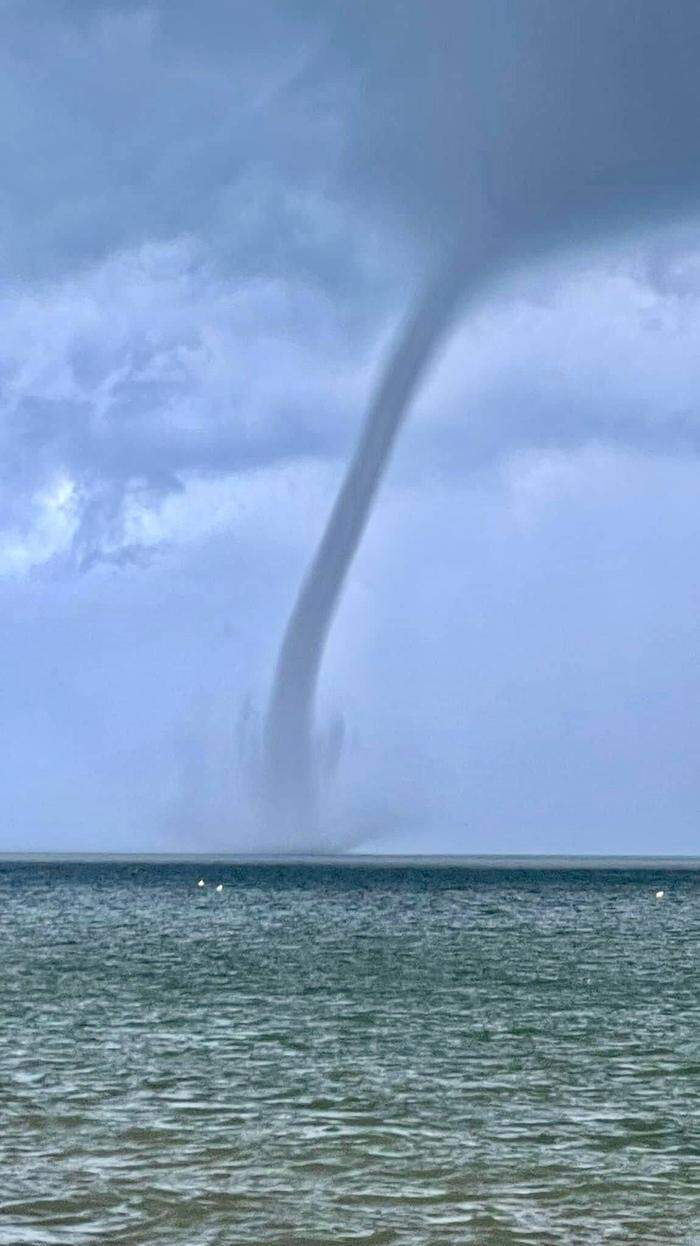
[655,889,665,899]
[197,878,205,888]
[215,883,224,893]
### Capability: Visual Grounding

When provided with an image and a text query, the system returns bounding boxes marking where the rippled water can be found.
[0,857,699,1245]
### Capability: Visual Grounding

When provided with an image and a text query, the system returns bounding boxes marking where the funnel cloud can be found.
[264,0,700,845]
[264,236,497,841]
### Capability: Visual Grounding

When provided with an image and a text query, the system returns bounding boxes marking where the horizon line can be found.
[1,851,699,868]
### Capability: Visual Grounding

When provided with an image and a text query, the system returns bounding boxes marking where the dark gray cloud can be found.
[5,2,700,282]
[0,1,347,284]
[330,2,700,250]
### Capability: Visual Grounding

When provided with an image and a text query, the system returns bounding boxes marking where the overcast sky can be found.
[4,0,700,854]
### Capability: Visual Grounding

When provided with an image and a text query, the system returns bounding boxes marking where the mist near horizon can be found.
[3,2,700,854]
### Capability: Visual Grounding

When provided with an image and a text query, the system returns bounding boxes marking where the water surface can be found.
[1,856,698,1245]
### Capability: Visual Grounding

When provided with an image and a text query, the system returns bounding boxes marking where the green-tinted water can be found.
[1,858,698,1244]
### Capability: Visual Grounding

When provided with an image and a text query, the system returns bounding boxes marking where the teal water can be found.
[0,857,698,1245]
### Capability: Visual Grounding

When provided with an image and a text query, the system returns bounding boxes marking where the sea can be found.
[0,855,698,1246]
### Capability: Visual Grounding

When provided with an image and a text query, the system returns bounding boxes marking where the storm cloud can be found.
[3,1,700,852]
